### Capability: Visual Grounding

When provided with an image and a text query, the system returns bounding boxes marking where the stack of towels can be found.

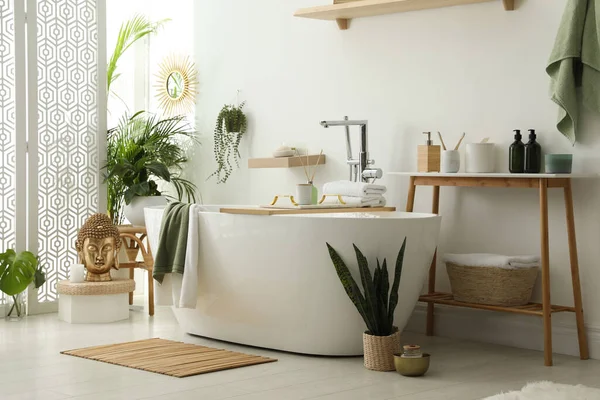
[322,180,387,207]
[443,253,541,270]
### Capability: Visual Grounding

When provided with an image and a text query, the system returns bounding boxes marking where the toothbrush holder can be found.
[441,150,460,173]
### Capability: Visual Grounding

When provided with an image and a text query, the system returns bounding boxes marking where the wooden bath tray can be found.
[220,206,396,216]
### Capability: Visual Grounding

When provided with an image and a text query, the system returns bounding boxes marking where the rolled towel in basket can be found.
[443,253,540,269]
[322,180,387,198]
[322,195,386,207]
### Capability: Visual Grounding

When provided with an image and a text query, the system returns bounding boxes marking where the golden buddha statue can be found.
[75,213,122,282]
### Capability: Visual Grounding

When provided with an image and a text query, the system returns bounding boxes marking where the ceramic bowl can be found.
[545,154,572,174]
[273,150,295,158]
[393,353,431,377]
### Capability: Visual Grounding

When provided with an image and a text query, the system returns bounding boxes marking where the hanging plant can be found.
[209,102,247,184]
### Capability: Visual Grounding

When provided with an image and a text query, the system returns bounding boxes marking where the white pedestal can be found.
[59,293,130,324]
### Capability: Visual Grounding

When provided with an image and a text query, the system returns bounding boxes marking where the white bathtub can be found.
[145,206,441,356]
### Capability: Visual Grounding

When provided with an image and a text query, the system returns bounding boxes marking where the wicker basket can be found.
[363,329,401,371]
[446,263,539,306]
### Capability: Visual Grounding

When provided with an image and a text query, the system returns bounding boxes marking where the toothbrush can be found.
[437,132,447,151]
[454,133,466,150]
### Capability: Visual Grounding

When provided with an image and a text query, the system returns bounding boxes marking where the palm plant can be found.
[106,15,169,224]
[107,15,168,94]
[326,238,406,336]
[105,112,198,224]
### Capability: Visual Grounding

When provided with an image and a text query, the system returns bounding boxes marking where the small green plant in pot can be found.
[0,250,46,320]
[209,102,247,184]
[326,238,406,371]
[105,112,198,226]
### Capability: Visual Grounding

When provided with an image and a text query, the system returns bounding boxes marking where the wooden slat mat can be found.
[61,338,277,378]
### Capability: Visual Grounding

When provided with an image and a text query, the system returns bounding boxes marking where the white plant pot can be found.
[124,196,168,226]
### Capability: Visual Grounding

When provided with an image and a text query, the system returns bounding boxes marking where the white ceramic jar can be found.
[466,143,495,173]
[441,150,460,173]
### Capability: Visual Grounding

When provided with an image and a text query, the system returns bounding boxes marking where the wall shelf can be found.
[294,0,515,30]
[248,155,326,169]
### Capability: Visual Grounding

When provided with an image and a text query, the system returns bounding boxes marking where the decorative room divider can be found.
[0,0,106,314]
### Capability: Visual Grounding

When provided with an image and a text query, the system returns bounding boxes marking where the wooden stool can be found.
[118,226,155,316]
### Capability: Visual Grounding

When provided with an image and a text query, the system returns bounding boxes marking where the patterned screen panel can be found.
[36,0,100,302]
[0,1,16,260]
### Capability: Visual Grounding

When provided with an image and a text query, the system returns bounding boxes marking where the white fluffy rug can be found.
[484,381,600,399]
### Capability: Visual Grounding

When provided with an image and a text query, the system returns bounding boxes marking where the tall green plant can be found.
[326,238,406,336]
[209,102,247,184]
[0,250,46,318]
[107,15,168,94]
[105,112,198,222]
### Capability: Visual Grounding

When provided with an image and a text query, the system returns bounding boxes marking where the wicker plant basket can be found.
[446,263,539,306]
[363,329,401,371]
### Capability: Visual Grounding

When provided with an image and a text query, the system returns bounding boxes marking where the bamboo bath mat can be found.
[61,338,277,378]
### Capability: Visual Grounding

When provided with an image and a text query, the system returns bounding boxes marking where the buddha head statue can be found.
[75,213,121,282]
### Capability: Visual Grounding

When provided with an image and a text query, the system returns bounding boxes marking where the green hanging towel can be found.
[152,202,190,284]
[547,0,600,145]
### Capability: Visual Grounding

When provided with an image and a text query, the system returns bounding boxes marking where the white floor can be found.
[1,304,599,400]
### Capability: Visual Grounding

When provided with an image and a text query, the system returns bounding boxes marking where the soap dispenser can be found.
[418,132,441,172]
[524,129,542,173]
[509,129,525,173]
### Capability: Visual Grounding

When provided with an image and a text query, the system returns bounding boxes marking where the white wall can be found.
[192,0,600,355]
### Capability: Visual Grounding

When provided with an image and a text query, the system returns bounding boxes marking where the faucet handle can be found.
[362,168,383,180]
[367,159,375,165]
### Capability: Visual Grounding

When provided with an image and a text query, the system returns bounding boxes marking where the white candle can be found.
[69,264,85,283]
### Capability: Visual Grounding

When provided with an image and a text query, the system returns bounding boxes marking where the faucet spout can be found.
[320,117,372,182]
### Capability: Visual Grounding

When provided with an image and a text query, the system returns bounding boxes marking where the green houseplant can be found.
[209,102,248,184]
[326,238,406,371]
[0,250,46,320]
[105,112,198,225]
[106,15,168,225]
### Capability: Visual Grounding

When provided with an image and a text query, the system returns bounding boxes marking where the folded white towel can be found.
[323,195,386,207]
[323,180,387,198]
[443,253,540,269]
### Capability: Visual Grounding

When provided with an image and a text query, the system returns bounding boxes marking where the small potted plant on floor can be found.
[209,102,247,184]
[105,112,198,226]
[326,238,406,371]
[0,250,46,320]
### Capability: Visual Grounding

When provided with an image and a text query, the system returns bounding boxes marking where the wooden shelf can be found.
[248,155,326,169]
[294,0,514,30]
[419,292,575,317]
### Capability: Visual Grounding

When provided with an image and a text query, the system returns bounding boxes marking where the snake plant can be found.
[326,238,406,336]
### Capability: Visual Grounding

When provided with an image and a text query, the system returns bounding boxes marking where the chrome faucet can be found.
[320,116,383,183]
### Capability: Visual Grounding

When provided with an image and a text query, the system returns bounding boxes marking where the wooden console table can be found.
[391,172,594,366]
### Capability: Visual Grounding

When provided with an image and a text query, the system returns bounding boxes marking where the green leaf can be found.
[326,243,375,333]
[353,244,380,335]
[34,263,46,289]
[388,238,407,328]
[146,161,171,181]
[0,250,38,296]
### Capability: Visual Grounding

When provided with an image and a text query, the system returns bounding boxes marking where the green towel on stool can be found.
[153,202,190,284]
[547,0,600,144]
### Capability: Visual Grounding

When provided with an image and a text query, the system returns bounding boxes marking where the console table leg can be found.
[539,179,553,366]
[564,180,589,360]
[426,186,440,336]
[406,176,416,212]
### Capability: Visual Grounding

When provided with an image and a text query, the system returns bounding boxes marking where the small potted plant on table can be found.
[326,238,406,371]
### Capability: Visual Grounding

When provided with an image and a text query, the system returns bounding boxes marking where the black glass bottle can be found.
[524,129,542,173]
[509,129,525,173]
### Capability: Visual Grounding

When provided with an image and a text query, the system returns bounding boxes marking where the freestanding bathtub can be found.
[144,206,441,356]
